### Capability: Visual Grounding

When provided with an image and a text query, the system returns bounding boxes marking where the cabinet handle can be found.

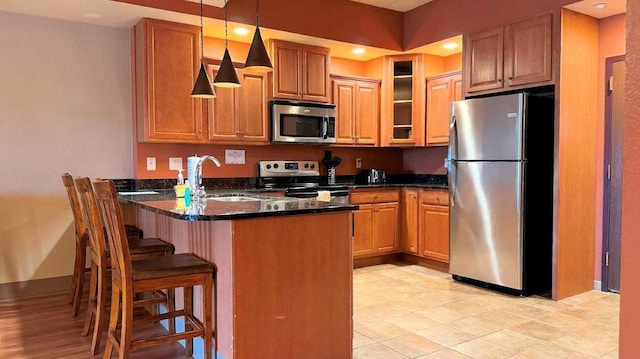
[498,79,502,82]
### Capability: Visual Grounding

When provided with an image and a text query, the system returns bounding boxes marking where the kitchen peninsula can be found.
[120,192,357,359]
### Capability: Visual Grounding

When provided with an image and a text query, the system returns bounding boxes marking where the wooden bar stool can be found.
[75,177,176,355]
[62,173,146,317]
[92,179,216,359]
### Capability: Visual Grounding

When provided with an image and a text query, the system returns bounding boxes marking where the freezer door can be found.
[450,93,524,161]
[449,161,525,290]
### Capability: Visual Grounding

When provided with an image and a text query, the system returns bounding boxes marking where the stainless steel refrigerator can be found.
[448,91,554,296]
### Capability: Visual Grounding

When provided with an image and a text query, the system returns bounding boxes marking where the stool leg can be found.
[167,288,175,334]
[103,283,120,359]
[82,261,98,337]
[203,274,213,359]
[91,261,108,355]
[72,236,87,317]
[68,237,81,304]
[119,286,134,359]
[184,286,193,356]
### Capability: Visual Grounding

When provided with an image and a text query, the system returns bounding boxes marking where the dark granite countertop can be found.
[119,190,358,221]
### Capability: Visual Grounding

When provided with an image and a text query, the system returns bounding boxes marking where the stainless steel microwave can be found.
[270,100,336,144]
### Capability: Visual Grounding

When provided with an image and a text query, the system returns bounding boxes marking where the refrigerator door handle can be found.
[448,113,458,207]
[449,160,457,207]
[449,114,458,164]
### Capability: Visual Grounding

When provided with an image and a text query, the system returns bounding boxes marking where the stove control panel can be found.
[258,161,319,177]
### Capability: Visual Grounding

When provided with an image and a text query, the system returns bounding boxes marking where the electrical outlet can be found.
[146,157,156,171]
[169,157,183,170]
[356,158,362,169]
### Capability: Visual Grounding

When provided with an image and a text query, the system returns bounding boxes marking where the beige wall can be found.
[0,12,133,284]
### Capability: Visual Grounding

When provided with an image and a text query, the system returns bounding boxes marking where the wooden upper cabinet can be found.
[237,70,269,143]
[206,63,269,144]
[426,72,461,146]
[465,27,504,93]
[505,14,553,87]
[303,48,331,102]
[134,18,204,142]
[331,75,380,146]
[381,54,425,147]
[333,79,356,144]
[465,13,553,95]
[206,64,239,142]
[270,39,330,103]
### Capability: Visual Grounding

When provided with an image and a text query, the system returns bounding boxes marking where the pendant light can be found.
[191,0,215,98]
[244,0,273,72]
[213,0,241,88]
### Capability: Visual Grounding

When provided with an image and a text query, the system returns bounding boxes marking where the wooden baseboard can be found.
[0,275,71,301]
[400,253,449,273]
[354,253,403,268]
[354,252,450,274]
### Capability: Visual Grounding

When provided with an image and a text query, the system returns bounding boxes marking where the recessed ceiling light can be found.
[443,42,458,50]
[233,27,250,36]
[594,2,606,9]
[352,48,366,55]
[84,13,103,19]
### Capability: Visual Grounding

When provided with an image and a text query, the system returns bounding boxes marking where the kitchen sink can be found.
[207,193,275,202]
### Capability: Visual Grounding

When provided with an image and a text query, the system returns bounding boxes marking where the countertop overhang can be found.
[119,190,358,221]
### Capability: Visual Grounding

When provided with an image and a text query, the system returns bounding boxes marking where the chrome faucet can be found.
[193,155,221,198]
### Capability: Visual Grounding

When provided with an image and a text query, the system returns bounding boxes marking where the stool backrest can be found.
[61,173,87,242]
[92,180,132,284]
[74,177,108,263]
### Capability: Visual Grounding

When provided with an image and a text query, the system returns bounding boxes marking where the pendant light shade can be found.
[244,26,272,72]
[191,0,215,98]
[214,48,241,88]
[213,0,241,88]
[191,63,215,97]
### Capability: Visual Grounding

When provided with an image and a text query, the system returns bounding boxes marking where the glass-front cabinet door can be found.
[382,54,425,146]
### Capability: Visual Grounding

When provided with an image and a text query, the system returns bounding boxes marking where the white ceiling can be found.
[0,0,626,60]
[565,0,626,19]
[350,0,435,12]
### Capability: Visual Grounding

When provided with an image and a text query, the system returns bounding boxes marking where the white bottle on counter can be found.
[187,154,201,190]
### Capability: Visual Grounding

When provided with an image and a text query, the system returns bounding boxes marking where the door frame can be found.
[601,55,625,292]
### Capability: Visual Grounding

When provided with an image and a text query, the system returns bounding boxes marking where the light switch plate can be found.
[169,157,183,170]
[146,157,156,171]
[356,158,362,169]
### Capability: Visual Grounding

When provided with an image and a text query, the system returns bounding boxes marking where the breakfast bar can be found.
[119,192,357,359]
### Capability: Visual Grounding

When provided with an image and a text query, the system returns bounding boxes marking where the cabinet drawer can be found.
[420,190,449,205]
[350,190,399,204]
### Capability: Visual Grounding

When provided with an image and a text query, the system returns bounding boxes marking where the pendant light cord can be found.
[256,0,260,27]
[199,0,204,58]
[224,0,228,49]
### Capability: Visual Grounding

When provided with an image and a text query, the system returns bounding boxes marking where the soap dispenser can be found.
[177,169,184,185]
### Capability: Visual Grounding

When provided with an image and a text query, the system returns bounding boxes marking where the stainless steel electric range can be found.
[257,160,350,203]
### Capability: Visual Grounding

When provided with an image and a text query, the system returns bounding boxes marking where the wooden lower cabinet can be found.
[418,190,450,262]
[399,188,450,263]
[353,204,375,257]
[400,188,419,254]
[351,189,399,258]
[419,203,450,262]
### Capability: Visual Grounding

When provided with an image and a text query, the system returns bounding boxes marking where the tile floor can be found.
[353,263,619,359]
